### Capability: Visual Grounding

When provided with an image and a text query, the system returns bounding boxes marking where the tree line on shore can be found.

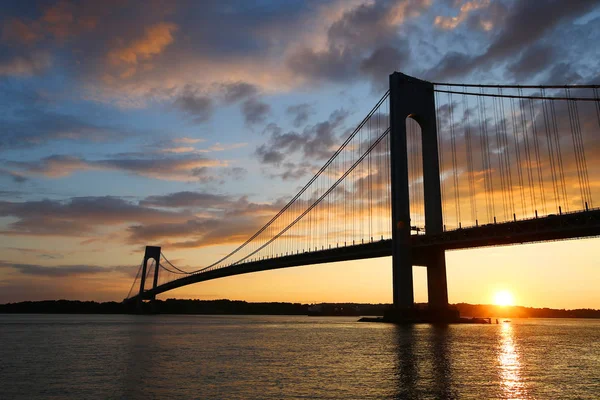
[1,299,599,318]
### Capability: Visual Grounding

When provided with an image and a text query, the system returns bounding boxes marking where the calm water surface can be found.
[0,314,598,399]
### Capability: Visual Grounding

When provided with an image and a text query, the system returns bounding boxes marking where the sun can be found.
[493,290,515,306]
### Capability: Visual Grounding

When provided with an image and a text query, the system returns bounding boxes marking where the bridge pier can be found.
[389,72,448,312]
[389,72,414,308]
[137,246,161,310]
[426,248,448,309]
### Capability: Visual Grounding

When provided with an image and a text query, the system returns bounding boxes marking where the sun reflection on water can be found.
[498,322,528,399]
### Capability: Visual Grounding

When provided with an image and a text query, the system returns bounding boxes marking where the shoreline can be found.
[1,299,600,319]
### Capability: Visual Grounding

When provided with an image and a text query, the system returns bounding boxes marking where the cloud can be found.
[256,108,349,167]
[434,0,491,30]
[107,22,177,78]
[0,189,291,250]
[242,97,270,125]
[507,45,555,81]
[174,85,214,123]
[140,191,233,209]
[428,0,599,80]
[359,44,408,90]
[0,0,430,101]
[0,260,109,277]
[0,196,191,237]
[0,107,130,150]
[286,103,314,128]
[5,247,65,260]
[173,137,204,144]
[173,85,214,123]
[270,161,315,181]
[7,153,226,182]
[0,49,52,76]
[0,168,27,183]
[1,18,41,44]
[543,63,583,85]
[286,0,427,87]
[221,82,258,103]
[0,260,140,280]
[128,194,286,246]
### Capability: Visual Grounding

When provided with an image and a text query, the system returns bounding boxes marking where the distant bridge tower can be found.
[389,72,448,310]
[138,245,161,305]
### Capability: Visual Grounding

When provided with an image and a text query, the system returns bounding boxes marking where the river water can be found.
[0,314,598,399]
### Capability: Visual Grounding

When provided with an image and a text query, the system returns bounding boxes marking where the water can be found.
[0,315,599,399]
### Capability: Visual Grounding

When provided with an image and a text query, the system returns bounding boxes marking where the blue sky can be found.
[1,0,600,307]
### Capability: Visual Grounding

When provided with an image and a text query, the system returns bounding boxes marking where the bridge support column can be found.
[137,246,161,309]
[389,72,448,311]
[426,248,448,309]
[389,72,414,308]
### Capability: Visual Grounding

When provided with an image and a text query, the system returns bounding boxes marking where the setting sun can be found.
[494,290,515,306]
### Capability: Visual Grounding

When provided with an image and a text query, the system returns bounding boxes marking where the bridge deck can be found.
[132,209,600,300]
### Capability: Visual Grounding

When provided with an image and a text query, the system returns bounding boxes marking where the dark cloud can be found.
[221,82,258,103]
[0,108,129,150]
[427,51,476,81]
[0,196,190,237]
[543,63,584,85]
[128,194,285,246]
[141,191,232,208]
[173,85,214,123]
[5,247,64,260]
[271,161,314,181]
[0,260,108,277]
[0,190,26,198]
[287,46,357,83]
[0,260,140,279]
[256,145,285,165]
[222,166,247,180]
[256,108,349,167]
[0,168,27,183]
[127,219,219,243]
[287,0,424,88]
[0,189,291,250]
[286,103,314,128]
[242,97,270,125]
[507,45,555,81]
[134,193,287,248]
[7,153,224,182]
[0,48,52,76]
[428,0,599,81]
[360,45,408,90]
[481,0,597,64]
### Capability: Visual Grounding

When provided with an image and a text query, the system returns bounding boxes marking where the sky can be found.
[1,0,600,308]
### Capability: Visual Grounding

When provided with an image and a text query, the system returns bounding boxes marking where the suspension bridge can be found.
[124,72,600,316]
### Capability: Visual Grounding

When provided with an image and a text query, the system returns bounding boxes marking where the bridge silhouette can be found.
[125,72,600,316]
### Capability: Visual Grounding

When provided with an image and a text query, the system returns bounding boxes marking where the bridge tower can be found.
[138,245,161,305]
[389,72,448,311]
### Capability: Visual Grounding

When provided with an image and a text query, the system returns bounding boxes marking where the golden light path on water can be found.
[498,322,528,399]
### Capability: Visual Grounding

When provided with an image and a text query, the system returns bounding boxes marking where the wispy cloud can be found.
[7,153,226,182]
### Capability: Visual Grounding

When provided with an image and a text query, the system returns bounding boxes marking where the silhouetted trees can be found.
[1,300,599,318]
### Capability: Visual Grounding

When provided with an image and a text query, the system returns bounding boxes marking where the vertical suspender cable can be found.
[510,97,527,216]
[463,90,477,224]
[541,89,560,212]
[528,97,547,214]
[448,91,461,227]
[518,91,536,215]
[550,97,569,211]
[499,90,515,217]
[435,90,447,229]
[566,88,586,209]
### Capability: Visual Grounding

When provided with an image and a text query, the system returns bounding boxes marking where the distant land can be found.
[1,299,599,318]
